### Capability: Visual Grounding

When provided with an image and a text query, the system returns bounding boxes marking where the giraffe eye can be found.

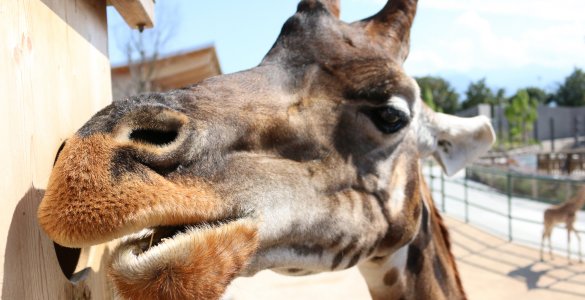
[363,106,410,134]
[380,108,402,124]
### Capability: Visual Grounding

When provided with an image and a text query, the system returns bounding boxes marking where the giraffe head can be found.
[39,0,494,298]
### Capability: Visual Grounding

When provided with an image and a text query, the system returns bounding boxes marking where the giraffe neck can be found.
[358,176,466,300]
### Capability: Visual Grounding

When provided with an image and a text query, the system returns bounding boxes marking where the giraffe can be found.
[38,0,495,299]
[540,185,585,263]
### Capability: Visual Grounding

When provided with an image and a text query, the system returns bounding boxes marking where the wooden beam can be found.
[110,0,155,29]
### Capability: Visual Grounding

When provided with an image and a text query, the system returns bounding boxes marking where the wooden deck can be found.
[225,216,585,300]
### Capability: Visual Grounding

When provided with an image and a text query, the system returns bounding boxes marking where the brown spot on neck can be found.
[383,267,399,286]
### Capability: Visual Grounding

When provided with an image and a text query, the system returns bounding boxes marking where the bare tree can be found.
[112,3,178,99]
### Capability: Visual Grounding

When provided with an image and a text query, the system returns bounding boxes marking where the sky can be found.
[107,0,585,96]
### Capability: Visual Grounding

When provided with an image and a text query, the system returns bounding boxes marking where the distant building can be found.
[111,45,221,100]
[457,104,585,142]
[533,106,585,141]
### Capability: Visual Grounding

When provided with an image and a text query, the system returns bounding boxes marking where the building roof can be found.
[111,45,222,91]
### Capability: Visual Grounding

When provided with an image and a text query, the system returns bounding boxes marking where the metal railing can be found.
[426,161,585,252]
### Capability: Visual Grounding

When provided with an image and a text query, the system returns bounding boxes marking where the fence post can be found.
[531,178,538,199]
[582,115,585,145]
[441,171,445,212]
[506,171,513,242]
[550,117,555,152]
[464,168,469,223]
[533,120,538,141]
[575,115,579,146]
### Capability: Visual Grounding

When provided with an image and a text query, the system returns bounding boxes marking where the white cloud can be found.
[354,0,585,21]
[420,0,585,22]
[406,2,585,76]
[342,0,585,91]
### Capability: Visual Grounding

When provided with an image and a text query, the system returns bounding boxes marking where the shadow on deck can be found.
[446,217,585,300]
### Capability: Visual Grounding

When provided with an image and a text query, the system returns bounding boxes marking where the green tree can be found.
[415,76,460,114]
[525,86,549,105]
[420,85,437,111]
[461,78,495,110]
[552,68,585,106]
[493,88,507,106]
[504,89,538,144]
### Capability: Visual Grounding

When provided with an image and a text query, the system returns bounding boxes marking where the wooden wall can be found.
[0,0,113,298]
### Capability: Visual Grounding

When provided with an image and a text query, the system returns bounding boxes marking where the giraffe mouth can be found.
[107,217,259,299]
[124,225,211,255]
[114,217,246,257]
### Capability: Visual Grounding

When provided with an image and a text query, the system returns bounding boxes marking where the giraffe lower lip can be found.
[108,217,259,300]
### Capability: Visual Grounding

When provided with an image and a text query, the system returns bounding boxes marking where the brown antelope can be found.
[38,0,495,299]
[540,185,585,263]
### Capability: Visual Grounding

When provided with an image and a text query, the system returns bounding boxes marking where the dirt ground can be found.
[224,217,585,300]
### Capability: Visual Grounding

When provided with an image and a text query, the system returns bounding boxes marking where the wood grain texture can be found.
[0,0,113,298]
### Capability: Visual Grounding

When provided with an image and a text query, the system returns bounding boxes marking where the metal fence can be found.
[426,161,585,253]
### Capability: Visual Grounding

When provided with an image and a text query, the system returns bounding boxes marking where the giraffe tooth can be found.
[148,232,154,249]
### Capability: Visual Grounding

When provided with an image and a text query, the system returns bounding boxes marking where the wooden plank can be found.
[110,0,155,29]
[0,0,113,298]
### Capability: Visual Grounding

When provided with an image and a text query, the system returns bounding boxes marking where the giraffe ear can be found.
[418,107,496,176]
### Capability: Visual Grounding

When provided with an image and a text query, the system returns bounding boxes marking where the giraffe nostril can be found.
[126,126,185,176]
[119,105,188,148]
[129,128,179,146]
[113,107,190,177]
